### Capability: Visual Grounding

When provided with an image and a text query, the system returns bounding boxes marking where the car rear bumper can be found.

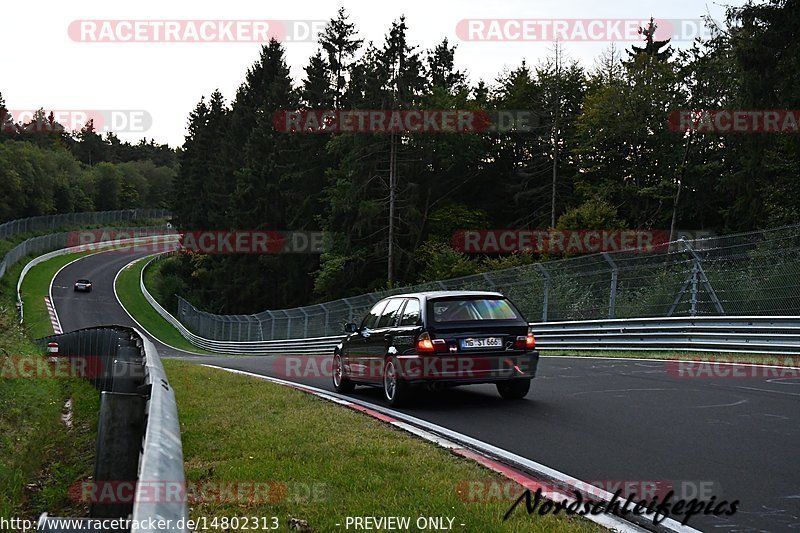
[394,351,539,384]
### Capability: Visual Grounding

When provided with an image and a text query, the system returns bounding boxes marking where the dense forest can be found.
[3,1,795,315]
[167,0,799,314]
[0,104,176,220]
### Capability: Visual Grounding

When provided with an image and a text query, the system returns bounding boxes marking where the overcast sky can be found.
[5,0,742,147]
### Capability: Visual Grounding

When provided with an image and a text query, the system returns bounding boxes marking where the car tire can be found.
[383,357,409,407]
[496,379,531,400]
[332,353,355,393]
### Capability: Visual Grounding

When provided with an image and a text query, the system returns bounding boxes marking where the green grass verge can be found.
[116,257,214,354]
[0,291,99,521]
[165,360,604,532]
[18,252,94,339]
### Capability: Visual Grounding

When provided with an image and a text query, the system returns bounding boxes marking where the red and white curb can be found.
[44,296,62,334]
[202,365,698,533]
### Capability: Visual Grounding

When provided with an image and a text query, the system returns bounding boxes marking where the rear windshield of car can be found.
[77,279,90,283]
[429,298,519,322]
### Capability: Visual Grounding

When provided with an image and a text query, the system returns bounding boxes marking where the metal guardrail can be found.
[140,256,344,355]
[37,326,188,533]
[15,233,179,323]
[531,316,800,354]
[139,257,800,355]
[172,223,800,341]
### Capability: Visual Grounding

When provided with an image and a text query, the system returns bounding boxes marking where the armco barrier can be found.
[173,224,800,341]
[36,326,188,533]
[139,255,344,355]
[138,255,800,355]
[15,233,179,323]
[531,316,800,354]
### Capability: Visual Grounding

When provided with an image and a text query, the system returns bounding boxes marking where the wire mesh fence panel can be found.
[172,224,800,341]
[0,223,172,287]
[0,209,170,240]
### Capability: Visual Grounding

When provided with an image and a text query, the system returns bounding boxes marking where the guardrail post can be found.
[92,391,146,519]
[602,252,619,319]
[535,264,550,322]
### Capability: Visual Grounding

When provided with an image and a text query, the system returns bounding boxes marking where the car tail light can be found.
[514,329,536,350]
[416,332,448,354]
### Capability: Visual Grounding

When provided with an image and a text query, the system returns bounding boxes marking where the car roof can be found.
[76,278,91,282]
[387,290,504,300]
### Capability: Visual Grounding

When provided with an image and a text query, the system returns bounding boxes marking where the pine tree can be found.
[319,8,363,107]
[627,17,673,61]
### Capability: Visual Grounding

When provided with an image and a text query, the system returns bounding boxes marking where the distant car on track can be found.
[73,279,92,292]
[333,291,539,406]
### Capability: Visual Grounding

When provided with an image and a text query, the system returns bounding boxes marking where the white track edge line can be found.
[202,365,699,533]
[113,255,212,357]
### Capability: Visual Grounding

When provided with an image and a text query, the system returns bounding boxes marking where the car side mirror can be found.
[344,322,358,334]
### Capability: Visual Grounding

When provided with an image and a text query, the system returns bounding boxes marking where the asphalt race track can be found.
[51,249,800,532]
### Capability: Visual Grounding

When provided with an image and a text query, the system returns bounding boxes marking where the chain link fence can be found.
[173,224,800,341]
[0,208,170,241]
[0,208,171,282]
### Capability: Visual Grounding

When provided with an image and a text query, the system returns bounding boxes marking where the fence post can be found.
[320,303,330,336]
[690,260,699,316]
[682,239,724,315]
[264,310,275,341]
[535,264,550,322]
[602,252,619,319]
[300,308,309,338]
[344,298,355,323]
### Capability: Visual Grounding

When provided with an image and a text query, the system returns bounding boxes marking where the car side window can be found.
[398,299,421,326]
[377,298,404,328]
[361,300,388,330]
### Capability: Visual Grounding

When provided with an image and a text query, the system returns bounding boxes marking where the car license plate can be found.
[460,337,501,349]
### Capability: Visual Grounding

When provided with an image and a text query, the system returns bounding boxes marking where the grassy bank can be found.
[115,257,213,354]
[165,360,602,532]
[0,297,99,521]
[17,251,92,339]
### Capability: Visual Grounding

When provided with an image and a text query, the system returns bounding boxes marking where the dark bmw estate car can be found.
[333,291,539,405]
